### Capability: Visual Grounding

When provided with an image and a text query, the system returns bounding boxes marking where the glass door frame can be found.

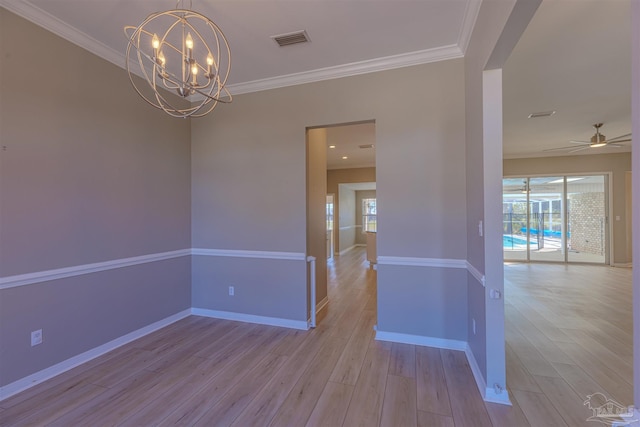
[503,173,612,265]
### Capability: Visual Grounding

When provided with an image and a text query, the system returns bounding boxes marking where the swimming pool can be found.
[503,235,529,248]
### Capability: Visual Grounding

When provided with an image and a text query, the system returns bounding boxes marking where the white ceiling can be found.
[326,122,375,170]
[2,0,479,94]
[503,0,631,159]
[2,0,631,160]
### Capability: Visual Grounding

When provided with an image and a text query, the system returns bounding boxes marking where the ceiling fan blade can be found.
[569,140,590,144]
[607,133,632,142]
[606,138,631,144]
[606,143,624,147]
[567,146,589,153]
[543,146,576,152]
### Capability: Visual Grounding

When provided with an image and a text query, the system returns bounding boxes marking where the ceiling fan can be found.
[544,123,632,153]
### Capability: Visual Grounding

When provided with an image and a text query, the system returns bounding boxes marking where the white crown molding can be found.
[0,0,125,70]
[0,249,191,290]
[191,248,306,261]
[466,261,486,287]
[192,308,308,330]
[0,309,191,401]
[458,0,483,54]
[226,44,463,96]
[377,256,467,269]
[2,1,467,96]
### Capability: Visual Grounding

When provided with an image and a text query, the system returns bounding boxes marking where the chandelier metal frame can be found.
[125,4,232,118]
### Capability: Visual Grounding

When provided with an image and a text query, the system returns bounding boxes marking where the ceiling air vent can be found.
[272,30,310,47]
[359,144,374,149]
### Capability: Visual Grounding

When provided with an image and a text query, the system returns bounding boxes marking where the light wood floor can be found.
[0,250,633,426]
[504,262,633,426]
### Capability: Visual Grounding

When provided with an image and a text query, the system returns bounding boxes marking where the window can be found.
[326,202,334,231]
[362,198,377,232]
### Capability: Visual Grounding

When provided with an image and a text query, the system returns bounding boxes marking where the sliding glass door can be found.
[503,175,608,264]
[529,177,564,262]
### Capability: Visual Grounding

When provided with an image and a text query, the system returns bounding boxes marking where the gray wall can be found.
[355,190,376,245]
[338,186,356,252]
[504,152,632,264]
[191,58,468,340]
[0,10,192,388]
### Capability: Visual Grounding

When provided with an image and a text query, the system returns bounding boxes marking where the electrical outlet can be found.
[228,286,234,296]
[472,318,476,335]
[31,329,43,346]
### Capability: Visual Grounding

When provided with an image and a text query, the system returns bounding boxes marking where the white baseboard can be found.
[613,262,633,268]
[0,309,191,401]
[375,330,511,406]
[465,346,511,405]
[375,330,467,351]
[191,308,308,331]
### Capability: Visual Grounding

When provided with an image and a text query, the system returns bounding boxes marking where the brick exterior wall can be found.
[568,192,605,255]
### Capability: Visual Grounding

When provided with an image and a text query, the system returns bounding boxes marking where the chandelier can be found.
[125,2,232,118]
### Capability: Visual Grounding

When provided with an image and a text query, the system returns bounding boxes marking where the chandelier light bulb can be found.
[125,6,232,118]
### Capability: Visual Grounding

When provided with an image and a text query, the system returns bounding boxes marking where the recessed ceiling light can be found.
[342,156,348,160]
[528,111,556,119]
[329,145,336,149]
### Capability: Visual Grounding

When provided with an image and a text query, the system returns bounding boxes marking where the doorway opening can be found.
[306,120,376,327]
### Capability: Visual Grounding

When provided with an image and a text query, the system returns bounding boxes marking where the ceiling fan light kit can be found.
[124,1,232,118]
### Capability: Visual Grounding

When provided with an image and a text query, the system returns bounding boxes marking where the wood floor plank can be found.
[511,390,568,427]
[505,343,542,393]
[194,353,289,426]
[268,333,350,427]
[329,309,375,385]
[0,383,106,426]
[552,362,622,407]
[229,329,335,427]
[47,369,165,426]
[555,341,633,405]
[485,395,531,427]
[380,374,417,427]
[389,342,416,378]
[341,341,391,427]
[415,346,452,416]
[441,349,492,427]
[304,381,354,427]
[417,411,455,427]
[157,326,289,426]
[533,375,593,426]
